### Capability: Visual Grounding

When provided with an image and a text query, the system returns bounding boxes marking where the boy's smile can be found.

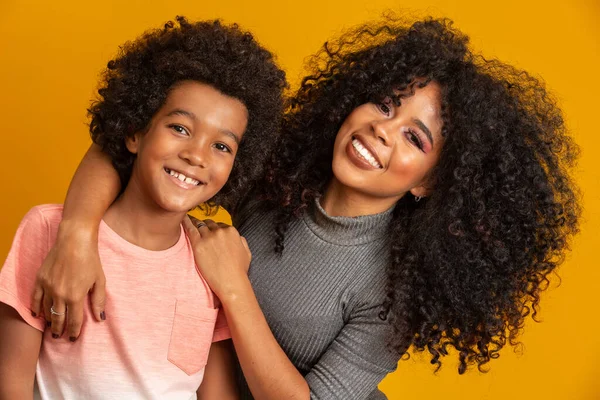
[164,168,203,188]
[124,80,248,215]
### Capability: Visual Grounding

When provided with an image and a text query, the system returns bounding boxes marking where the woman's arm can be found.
[0,304,42,400]
[185,217,400,399]
[31,143,120,340]
[220,279,310,399]
[196,339,239,400]
[184,217,310,400]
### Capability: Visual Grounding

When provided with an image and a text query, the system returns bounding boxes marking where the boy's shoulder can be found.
[18,205,64,238]
[23,204,63,226]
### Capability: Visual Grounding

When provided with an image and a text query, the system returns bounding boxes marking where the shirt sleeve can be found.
[304,292,400,400]
[0,206,52,332]
[211,297,231,342]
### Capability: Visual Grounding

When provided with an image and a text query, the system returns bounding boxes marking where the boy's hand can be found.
[31,220,106,341]
[184,216,251,302]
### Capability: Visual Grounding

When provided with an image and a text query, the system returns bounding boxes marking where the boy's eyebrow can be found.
[413,118,434,146]
[167,109,196,119]
[167,108,241,145]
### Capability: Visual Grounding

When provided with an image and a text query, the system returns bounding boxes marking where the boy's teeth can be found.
[352,139,381,168]
[166,168,200,185]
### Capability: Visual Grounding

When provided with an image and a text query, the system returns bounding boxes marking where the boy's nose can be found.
[179,143,208,167]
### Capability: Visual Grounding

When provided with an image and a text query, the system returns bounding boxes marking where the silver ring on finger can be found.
[50,306,66,316]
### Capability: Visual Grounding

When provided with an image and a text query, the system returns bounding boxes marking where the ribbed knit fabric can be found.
[234,198,399,399]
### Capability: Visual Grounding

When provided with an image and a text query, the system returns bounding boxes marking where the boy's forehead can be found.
[157,81,248,139]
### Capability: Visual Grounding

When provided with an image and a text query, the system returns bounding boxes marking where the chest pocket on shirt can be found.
[167,300,219,376]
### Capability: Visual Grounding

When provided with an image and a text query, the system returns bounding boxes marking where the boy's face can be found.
[126,80,248,213]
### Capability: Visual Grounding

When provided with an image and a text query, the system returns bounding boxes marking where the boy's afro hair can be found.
[89,16,287,208]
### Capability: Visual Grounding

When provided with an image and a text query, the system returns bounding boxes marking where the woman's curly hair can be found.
[261,16,581,373]
[89,16,286,209]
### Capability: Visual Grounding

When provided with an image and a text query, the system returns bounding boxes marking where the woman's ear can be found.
[410,171,437,199]
[409,185,429,199]
[410,178,435,199]
[125,132,142,154]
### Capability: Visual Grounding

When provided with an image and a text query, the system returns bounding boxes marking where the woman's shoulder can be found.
[231,190,272,229]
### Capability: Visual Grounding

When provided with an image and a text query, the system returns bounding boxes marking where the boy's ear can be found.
[125,132,142,154]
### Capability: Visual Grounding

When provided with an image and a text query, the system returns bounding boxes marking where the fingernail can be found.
[31,311,37,317]
[100,311,106,321]
[52,333,59,339]
[69,336,77,342]
[46,321,51,328]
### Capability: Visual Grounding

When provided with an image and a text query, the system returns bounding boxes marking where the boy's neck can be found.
[102,185,186,252]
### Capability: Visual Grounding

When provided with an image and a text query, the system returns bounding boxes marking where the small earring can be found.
[414,195,423,202]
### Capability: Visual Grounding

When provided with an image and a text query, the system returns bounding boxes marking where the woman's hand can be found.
[183,216,251,302]
[31,220,106,341]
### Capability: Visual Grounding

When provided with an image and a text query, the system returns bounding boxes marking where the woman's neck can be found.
[103,183,185,251]
[320,178,399,217]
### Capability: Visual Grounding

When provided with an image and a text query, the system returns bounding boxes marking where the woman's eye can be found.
[214,143,232,153]
[407,129,424,150]
[377,99,393,116]
[170,124,189,135]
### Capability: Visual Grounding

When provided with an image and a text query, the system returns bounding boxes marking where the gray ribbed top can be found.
[234,198,399,399]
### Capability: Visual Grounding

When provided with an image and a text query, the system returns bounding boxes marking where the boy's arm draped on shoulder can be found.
[31,143,120,341]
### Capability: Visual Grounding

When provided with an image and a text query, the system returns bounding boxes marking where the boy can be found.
[0,17,285,399]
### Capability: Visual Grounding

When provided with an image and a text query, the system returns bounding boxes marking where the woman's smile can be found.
[348,136,383,169]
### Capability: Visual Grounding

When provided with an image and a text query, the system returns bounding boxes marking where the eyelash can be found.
[169,124,189,135]
[170,124,233,153]
[377,101,392,116]
[376,103,426,152]
[405,128,424,151]
[214,143,232,153]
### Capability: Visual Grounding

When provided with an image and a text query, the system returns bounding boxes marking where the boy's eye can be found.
[214,143,232,153]
[170,124,189,135]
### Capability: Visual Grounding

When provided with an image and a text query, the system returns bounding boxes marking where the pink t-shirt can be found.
[0,205,230,399]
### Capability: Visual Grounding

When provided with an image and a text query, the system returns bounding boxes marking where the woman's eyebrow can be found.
[413,118,434,146]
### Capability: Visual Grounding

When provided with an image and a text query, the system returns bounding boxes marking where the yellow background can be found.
[0,1,598,398]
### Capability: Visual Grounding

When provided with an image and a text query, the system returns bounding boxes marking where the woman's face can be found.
[330,81,444,212]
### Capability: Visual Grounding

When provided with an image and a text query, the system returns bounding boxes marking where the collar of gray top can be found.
[302,197,394,246]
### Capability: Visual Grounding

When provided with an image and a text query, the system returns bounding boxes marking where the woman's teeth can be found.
[165,168,200,185]
[352,139,382,168]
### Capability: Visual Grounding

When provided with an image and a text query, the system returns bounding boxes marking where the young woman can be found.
[30,16,580,399]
